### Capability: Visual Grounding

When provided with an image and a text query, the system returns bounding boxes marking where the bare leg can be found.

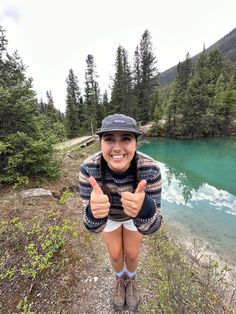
[123,228,143,272]
[102,226,124,272]
[103,226,126,310]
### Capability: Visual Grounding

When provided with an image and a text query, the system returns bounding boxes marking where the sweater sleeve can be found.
[133,159,163,235]
[79,162,108,233]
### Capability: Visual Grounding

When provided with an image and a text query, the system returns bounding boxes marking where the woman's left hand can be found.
[121,180,147,217]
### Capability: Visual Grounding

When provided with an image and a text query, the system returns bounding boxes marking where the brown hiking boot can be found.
[125,275,139,311]
[112,275,126,311]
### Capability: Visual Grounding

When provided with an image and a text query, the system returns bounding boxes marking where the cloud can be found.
[0,5,21,23]
[1,0,236,112]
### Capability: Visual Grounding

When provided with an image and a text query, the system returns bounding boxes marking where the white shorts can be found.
[103,218,138,232]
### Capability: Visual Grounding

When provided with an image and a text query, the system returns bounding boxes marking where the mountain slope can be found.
[160,28,236,86]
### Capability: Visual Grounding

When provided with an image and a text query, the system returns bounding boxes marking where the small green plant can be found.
[47,210,58,218]
[9,217,24,230]
[0,217,25,245]
[21,222,70,280]
[17,297,34,314]
[0,256,16,280]
[59,191,73,205]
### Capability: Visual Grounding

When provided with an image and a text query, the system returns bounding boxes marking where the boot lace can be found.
[124,277,136,296]
[115,277,125,296]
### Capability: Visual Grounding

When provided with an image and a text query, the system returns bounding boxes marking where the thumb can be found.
[88,176,103,195]
[135,180,147,193]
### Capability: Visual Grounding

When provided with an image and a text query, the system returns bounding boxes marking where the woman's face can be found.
[100,131,137,173]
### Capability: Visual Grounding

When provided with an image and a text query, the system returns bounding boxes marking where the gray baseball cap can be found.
[96,114,143,136]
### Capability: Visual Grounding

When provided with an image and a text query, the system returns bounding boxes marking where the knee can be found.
[124,249,139,263]
[109,250,123,263]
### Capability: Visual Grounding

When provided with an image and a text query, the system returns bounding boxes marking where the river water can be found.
[138,137,236,267]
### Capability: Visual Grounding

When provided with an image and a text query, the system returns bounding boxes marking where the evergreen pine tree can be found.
[182,51,212,137]
[65,69,81,138]
[213,72,236,135]
[0,26,38,140]
[83,54,101,133]
[167,54,193,136]
[135,30,158,123]
[132,46,142,120]
[110,46,134,116]
[102,90,110,116]
[0,26,60,184]
[179,50,225,137]
[38,98,47,114]
[45,90,58,123]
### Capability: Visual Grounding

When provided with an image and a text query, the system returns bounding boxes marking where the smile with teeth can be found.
[111,154,125,160]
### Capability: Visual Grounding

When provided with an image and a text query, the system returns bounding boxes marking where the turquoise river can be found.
[138,137,236,268]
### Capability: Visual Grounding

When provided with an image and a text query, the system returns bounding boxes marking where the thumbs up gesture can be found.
[121,180,147,217]
[88,176,110,219]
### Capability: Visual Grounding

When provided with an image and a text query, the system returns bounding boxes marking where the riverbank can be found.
[166,221,236,284]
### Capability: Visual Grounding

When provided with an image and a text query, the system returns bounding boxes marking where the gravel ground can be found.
[74,236,153,314]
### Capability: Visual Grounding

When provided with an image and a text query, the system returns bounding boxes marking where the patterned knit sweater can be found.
[79,151,162,235]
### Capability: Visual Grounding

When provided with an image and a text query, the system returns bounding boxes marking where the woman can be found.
[79,114,162,311]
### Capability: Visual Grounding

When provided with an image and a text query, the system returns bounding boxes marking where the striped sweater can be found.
[79,151,162,235]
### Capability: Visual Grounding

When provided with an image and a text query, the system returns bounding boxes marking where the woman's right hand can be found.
[88,176,110,219]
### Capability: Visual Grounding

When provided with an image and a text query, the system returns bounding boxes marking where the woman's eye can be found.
[104,137,114,142]
[122,137,132,141]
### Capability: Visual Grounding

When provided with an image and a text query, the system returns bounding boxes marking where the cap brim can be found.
[96,128,143,136]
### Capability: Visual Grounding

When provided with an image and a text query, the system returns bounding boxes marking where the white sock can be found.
[115,269,126,277]
[126,270,136,278]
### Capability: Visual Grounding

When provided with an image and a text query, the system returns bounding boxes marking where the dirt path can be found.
[73,234,153,314]
[140,123,153,134]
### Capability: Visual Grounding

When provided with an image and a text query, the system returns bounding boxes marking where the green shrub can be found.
[141,228,235,313]
[0,132,61,185]
[35,116,67,144]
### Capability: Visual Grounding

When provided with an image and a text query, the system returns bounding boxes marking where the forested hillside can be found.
[160,28,236,86]
[152,49,236,138]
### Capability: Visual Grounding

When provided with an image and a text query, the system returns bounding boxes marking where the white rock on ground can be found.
[20,188,53,198]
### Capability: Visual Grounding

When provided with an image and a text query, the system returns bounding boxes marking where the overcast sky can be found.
[0,0,235,112]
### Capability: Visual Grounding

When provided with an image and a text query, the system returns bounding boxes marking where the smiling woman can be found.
[79,114,163,311]
[100,132,137,173]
